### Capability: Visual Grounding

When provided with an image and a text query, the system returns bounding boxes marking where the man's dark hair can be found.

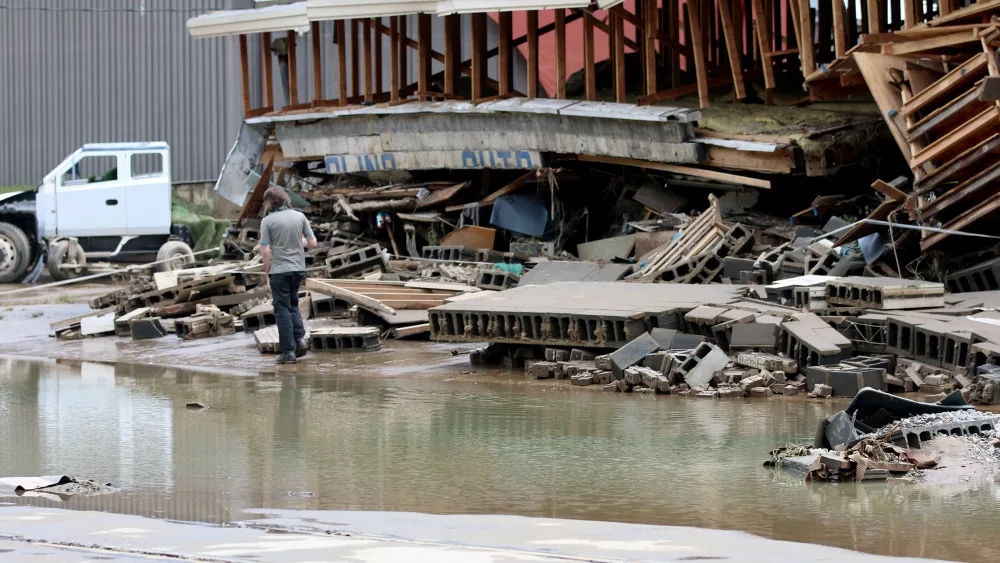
[262,186,292,214]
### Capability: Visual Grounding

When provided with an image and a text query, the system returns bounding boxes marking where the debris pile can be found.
[767,388,1000,483]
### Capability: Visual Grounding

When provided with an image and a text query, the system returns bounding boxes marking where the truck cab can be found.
[0,143,195,283]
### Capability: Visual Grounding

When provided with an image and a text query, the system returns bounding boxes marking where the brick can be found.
[571,374,595,386]
[595,354,612,370]
[784,385,800,396]
[570,349,596,361]
[529,361,555,379]
[749,387,772,398]
[729,322,780,350]
[695,390,719,398]
[733,351,798,373]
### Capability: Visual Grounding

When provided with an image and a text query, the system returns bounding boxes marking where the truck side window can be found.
[63,156,118,185]
[131,153,164,179]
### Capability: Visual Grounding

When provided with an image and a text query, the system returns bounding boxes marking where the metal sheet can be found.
[215,123,271,206]
[187,2,310,38]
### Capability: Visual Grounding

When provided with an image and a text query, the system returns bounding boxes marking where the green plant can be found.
[30,311,44,318]
[54,294,76,304]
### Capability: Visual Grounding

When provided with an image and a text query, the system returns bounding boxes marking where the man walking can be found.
[260,186,317,364]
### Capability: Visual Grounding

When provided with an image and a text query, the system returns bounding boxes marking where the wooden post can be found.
[792,0,814,76]
[644,0,658,97]
[833,0,847,59]
[687,0,709,109]
[239,34,251,116]
[398,16,408,94]
[527,11,538,99]
[374,19,383,94]
[903,0,916,29]
[555,9,566,99]
[351,20,360,98]
[471,13,485,101]
[499,11,513,95]
[751,0,775,95]
[717,0,745,100]
[670,0,680,88]
[337,20,348,105]
[940,0,952,16]
[311,22,322,103]
[287,30,299,106]
[612,9,625,103]
[390,17,399,101]
[261,32,273,109]
[418,14,431,100]
[362,18,373,102]
[584,10,596,101]
[444,14,458,96]
[867,0,884,34]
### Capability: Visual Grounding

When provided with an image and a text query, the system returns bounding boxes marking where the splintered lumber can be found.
[854,53,912,161]
[927,0,1000,27]
[909,106,999,169]
[885,29,981,56]
[902,52,987,117]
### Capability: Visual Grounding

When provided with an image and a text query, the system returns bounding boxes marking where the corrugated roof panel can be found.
[436,0,590,14]
[306,0,437,20]
[187,2,310,38]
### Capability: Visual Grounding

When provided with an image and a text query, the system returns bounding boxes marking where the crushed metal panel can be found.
[215,123,271,207]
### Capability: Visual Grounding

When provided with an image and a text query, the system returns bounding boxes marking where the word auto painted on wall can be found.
[324,150,542,174]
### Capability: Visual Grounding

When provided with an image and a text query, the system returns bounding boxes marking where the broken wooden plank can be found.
[444,170,537,212]
[918,158,1000,220]
[921,190,1000,250]
[902,52,987,117]
[578,155,771,189]
[304,279,396,315]
[906,81,988,141]
[909,106,1000,170]
[914,134,1000,194]
[884,29,981,56]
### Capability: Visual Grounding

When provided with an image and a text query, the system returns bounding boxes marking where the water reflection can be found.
[0,357,998,561]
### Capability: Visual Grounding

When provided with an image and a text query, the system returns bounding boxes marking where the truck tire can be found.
[47,240,87,282]
[156,241,194,272]
[0,221,31,283]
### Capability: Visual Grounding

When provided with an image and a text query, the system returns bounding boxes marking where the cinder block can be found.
[570,348,595,361]
[805,364,885,397]
[610,333,660,379]
[678,342,729,389]
[723,257,757,281]
[130,317,166,340]
[729,323,779,350]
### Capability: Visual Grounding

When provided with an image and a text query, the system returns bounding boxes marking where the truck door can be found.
[125,150,171,235]
[55,152,128,237]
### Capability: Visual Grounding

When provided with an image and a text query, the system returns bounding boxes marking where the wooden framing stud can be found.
[374,18,383,94]
[261,32,273,108]
[351,19,360,98]
[832,0,847,59]
[612,9,625,103]
[418,14,431,100]
[311,22,322,103]
[471,13,486,101]
[527,11,539,99]
[687,0,709,109]
[363,18,373,102]
[717,0,746,100]
[239,34,251,116]
[555,9,567,99]
[287,30,299,106]
[751,0,775,95]
[643,0,658,97]
[337,20,348,105]
[584,9,596,101]
[398,16,408,93]
[390,17,400,101]
[444,14,458,96]
[499,11,513,95]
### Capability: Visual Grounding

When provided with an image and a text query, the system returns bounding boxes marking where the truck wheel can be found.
[0,222,31,283]
[48,240,88,282]
[156,241,194,272]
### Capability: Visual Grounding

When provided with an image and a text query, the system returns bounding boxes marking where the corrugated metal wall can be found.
[0,0,251,186]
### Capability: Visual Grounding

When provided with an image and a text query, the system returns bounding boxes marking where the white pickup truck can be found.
[0,142,195,283]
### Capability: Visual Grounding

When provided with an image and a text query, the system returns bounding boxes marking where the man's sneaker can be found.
[296,339,309,358]
[276,352,298,364]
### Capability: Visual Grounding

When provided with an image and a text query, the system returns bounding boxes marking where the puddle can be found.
[0,356,998,561]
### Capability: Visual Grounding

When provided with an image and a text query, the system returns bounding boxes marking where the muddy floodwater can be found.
[1,355,998,562]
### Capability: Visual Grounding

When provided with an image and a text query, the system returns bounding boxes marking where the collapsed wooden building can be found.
[185,1,1000,281]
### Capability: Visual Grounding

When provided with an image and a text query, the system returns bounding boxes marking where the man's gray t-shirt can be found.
[260,208,314,274]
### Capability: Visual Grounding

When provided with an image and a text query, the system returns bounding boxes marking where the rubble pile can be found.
[767,388,1000,483]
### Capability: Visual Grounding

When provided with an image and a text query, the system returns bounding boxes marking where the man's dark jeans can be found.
[269,271,305,355]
